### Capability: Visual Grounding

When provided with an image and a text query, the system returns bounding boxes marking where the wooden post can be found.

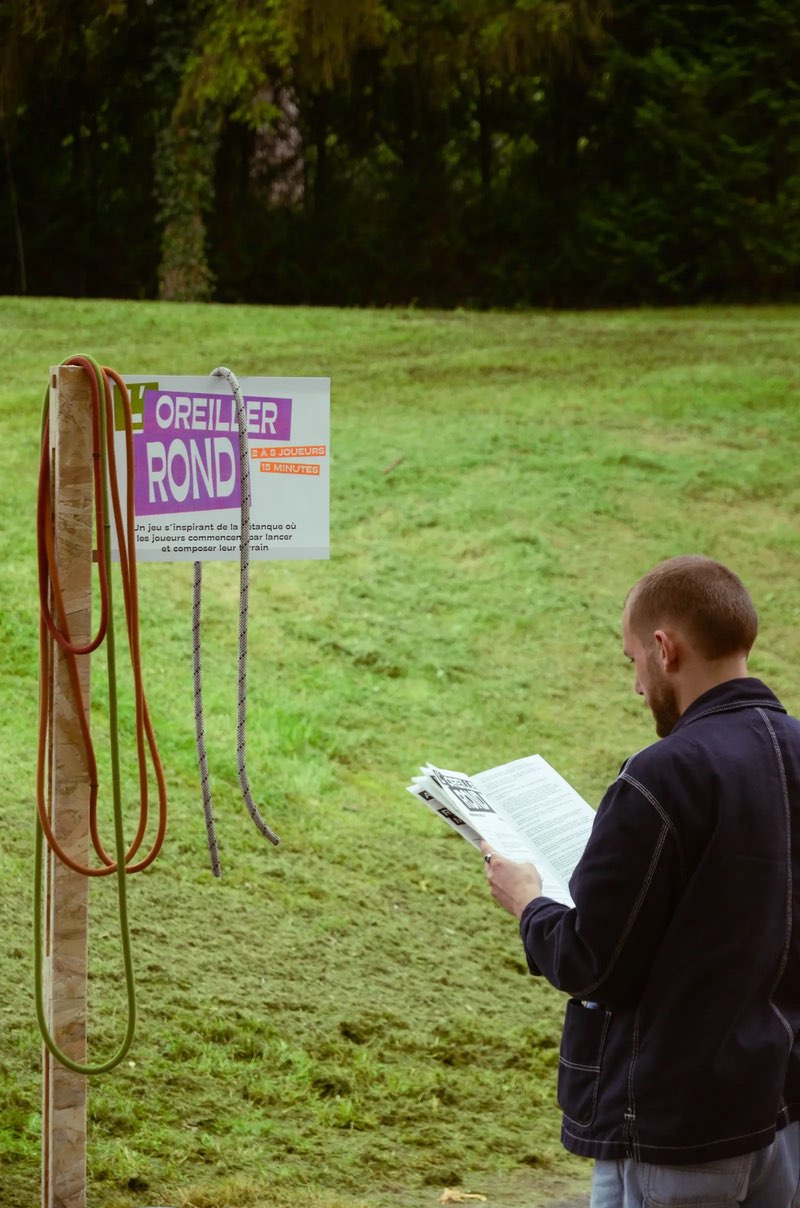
[42,365,93,1208]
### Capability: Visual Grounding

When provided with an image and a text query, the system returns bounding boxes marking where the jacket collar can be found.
[672,677,785,735]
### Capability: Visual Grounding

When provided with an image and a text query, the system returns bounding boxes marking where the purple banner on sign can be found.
[142,390,292,441]
[133,388,292,517]
[135,427,242,517]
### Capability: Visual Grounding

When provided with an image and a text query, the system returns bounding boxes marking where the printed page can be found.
[407,779,485,848]
[472,755,595,887]
[416,766,573,905]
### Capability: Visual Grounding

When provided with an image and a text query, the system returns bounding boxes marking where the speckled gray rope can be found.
[193,366,282,875]
[213,365,280,848]
[192,559,221,877]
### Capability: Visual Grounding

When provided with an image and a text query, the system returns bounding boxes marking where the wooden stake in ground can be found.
[42,364,93,1208]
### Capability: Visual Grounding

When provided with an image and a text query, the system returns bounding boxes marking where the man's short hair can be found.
[626,555,758,659]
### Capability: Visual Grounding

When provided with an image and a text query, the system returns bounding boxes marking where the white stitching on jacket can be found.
[680,699,785,726]
[560,1119,777,1149]
[756,707,794,1048]
[572,821,669,999]
[619,772,688,880]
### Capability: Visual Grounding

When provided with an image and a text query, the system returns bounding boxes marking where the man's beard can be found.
[646,655,682,738]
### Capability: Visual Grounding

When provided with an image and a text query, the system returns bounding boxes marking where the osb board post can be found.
[42,364,93,1208]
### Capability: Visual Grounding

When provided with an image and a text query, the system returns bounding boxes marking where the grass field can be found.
[2,298,800,1208]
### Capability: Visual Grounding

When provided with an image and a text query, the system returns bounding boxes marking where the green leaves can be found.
[3,0,800,304]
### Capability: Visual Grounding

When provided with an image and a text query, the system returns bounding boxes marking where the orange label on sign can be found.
[260,462,320,476]
[251,445,327,459]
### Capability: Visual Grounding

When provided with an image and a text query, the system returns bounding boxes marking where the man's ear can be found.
[654,628,680,671]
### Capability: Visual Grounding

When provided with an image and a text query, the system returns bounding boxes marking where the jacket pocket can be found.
[557,998,612,1128]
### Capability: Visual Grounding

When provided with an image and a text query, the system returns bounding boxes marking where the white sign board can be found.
[111,375,330,562]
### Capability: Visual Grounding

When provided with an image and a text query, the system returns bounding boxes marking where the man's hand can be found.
[480,841,543,918]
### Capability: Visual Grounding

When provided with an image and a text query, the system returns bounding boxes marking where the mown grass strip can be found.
[2,299,799,1207]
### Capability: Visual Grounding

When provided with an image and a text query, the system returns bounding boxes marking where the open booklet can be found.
[407,755,596,907]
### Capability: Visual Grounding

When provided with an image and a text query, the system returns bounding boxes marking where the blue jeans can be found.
[590,1122,800,1207]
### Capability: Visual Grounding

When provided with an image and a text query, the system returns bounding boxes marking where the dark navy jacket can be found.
[520,678,800,1165]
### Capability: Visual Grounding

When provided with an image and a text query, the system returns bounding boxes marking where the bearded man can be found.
[483,555,800,1208]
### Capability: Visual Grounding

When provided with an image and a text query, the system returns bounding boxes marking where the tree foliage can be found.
[1,0,798,305]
